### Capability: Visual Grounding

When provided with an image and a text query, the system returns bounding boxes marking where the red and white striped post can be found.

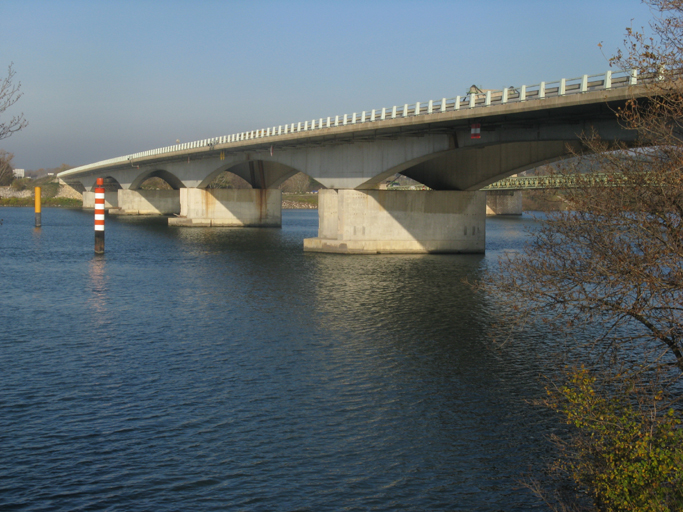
[94,178,105,254]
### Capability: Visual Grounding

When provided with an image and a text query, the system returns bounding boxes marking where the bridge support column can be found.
[109,189,180,216]
[168,187,282,227]
[486,190,522,215]
[82,191,118,210]
[304,189,485,254]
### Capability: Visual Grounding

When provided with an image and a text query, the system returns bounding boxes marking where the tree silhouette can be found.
[0,63,27,141]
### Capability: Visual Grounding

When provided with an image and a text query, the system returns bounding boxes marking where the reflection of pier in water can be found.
[89,257,108,318]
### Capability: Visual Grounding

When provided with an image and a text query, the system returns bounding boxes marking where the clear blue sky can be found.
[0,0,655,170]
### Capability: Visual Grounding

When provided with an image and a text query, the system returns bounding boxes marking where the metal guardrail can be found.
[59,69,639,179]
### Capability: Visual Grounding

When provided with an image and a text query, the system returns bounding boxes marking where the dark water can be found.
[0,208,558,511]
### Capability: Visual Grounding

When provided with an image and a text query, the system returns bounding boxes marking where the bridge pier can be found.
[304,189,485,254]
[109,189,181,216]
[485,190,523,215]
[168,187,282,227]
[83,190,118,209]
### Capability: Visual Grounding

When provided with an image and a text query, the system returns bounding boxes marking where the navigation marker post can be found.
[94,178,105,254]
[34,187,41,227]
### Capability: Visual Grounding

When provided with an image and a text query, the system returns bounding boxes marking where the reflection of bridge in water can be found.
[59,69,645,254]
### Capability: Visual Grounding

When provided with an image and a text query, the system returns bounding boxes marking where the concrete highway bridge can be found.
[58,69,643,254]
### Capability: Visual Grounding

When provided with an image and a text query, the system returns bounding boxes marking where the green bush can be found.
[0,197,82,207]
[549,368,683,511]
[10,177,31,191]
[38,182,60,198]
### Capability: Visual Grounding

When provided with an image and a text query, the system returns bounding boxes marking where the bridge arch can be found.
[205,168,253,189]
[197,160,302,190]
[130,169,185,190]
[90,176,123,191]
[354,140,587,191]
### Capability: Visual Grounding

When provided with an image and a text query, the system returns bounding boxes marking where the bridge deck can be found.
[59,69,642,181]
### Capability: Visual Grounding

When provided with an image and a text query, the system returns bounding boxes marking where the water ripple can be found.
[0,208,557,511]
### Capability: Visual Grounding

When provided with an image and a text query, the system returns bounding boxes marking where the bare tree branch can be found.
[0,62,28,141]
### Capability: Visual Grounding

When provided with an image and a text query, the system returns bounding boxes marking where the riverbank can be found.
[0,186,318,209]
[0,197,82,207]
[1,187,568,212]
[282,193,318,209]
[0,181,84,208]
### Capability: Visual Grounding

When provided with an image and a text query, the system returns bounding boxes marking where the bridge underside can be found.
[68,139,593,200]
[398,141,583,191]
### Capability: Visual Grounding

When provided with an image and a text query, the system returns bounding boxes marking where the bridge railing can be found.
[59,69,639,179]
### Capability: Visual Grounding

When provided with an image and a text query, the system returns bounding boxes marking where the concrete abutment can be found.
[304,189,485,254]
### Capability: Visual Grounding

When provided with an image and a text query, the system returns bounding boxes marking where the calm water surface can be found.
[0,208,558,511]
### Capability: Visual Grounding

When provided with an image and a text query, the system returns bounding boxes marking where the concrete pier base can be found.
[109,189,180,216]
[168,188,282,227]
[83,191,118,209]
[304,189,485,254]
[486,190,522,215]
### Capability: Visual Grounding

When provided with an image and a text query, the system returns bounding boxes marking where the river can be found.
[0,208,560,511]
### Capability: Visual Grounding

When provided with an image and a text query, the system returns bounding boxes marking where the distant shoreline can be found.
[0,198,82,208]
[282,200,317,209]
[0,198,318,209]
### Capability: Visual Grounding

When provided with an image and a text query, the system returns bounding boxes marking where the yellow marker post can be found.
[34,187,41,227]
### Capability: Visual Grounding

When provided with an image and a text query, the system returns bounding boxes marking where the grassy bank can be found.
[282,193,318,209]
[282,193,318,206]
[0,197,82,208]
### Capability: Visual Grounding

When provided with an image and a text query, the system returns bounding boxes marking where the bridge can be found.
[58,69,644,254]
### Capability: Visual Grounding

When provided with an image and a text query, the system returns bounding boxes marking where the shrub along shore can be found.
[0,188,319,209]
[0,179,83,208]
[0,190,569,212]
[0,196,82,207]
[0,197,318,209]
[282,193,318,209]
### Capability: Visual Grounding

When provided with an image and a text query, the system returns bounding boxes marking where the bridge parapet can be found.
[59,69,639,182]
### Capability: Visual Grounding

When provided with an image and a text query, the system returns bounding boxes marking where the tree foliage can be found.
[206,170,252,189]
[139,177,173,190]
[543,368,683,511]
[0,149,15,186]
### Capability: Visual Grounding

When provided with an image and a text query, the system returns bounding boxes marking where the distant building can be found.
[13,168,24,178]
